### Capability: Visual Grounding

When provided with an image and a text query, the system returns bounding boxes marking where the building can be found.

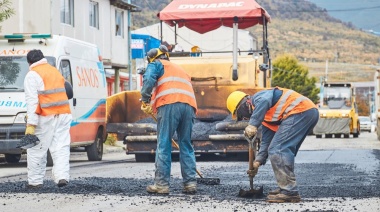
[1,0,139,95]
[132,23,258,55]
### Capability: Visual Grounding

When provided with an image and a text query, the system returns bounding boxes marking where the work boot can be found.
[57,179,68,188]
[146,184,169,194]
[183,184,197,194]
[26,184,43,189]
[267,193,301,203]
[268,188,281,195]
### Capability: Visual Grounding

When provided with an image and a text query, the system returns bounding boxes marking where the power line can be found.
[327,5,380,12]
[269,5,380,13]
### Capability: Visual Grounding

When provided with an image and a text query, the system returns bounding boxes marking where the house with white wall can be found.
[1,0,138,94]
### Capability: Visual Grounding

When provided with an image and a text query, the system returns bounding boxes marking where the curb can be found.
[103,141,125,154]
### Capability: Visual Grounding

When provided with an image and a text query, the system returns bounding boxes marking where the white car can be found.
[359,116,372,132]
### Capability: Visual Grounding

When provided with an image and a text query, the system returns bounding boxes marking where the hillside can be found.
[130,0,380,82]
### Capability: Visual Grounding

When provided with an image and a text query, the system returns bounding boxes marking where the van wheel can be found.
[316,135,322,138]
[344,134,350,138]
[46,150,53,167]
[4,154,21,163]
[86,129,104,161]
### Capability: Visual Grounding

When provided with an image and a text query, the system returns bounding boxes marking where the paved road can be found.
[0,132,379,212]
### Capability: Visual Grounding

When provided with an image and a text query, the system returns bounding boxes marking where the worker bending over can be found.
[140,45,198,194]
[226,87,319,203]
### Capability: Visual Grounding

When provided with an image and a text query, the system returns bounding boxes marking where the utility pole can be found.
[325,59,328,82]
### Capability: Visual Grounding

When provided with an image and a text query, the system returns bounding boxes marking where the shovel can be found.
[238,134,264,198]
[142,102,220,185]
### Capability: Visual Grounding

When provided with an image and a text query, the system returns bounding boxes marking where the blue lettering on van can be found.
[0,100,26,108]
[97,62,106,87]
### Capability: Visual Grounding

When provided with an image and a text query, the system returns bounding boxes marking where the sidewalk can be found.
[103,141,125,154]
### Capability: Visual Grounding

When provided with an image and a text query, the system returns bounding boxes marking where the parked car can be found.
[359,116,372,132]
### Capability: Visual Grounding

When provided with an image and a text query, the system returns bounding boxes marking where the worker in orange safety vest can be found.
[140,45,198,195]
[24,49,72,189]
[226,87,319,203]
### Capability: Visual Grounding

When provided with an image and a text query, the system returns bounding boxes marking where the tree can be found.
[0,0,15,32]
[272,54,320,103]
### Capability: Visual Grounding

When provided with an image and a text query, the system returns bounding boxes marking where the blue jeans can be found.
[154,102,197,187]
[258,108,319,195]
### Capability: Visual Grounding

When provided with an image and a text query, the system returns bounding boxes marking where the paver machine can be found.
[106,0,272,161]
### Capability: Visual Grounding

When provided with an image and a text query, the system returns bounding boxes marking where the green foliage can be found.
[0,0,15,31]
[104,133,117,146]
[272,54,320,103]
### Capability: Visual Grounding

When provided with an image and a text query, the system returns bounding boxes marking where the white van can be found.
[0,34,107,164]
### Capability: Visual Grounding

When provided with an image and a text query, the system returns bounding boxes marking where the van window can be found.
[59,60,73,84]
[0,56,55,91]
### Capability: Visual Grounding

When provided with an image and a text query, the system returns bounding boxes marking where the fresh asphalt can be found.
[0,133,379,211]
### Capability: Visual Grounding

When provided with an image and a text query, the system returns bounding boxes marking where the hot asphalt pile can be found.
[137,115,239,140]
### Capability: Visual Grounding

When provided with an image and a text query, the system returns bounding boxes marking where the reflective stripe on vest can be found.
[150,60,197,112]
[32,63,71,116]
[264,87,316,125]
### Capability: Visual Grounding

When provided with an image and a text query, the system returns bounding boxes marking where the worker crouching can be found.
[227,87,319,203]
[140,45,198,194]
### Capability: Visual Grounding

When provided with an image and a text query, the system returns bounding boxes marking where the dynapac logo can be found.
[178,2,244,9]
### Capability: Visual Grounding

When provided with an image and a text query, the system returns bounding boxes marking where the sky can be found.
[308,0,380,34]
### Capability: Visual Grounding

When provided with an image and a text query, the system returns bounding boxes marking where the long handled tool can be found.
[238,134,263,198]
[142,103,220,185]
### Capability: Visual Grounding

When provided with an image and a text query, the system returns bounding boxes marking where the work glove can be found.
[247,161,260,177]
[25,125,36,135]
[244,125,257,139]
[141,103,153,115]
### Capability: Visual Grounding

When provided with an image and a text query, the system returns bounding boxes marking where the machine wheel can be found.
[46,150,53,167]
[344,134,350,138]
[353,123,360,138]
[334,134,342,138]
[135,153,155,162]
[4,154,21,163]
[325,134,333,138]
[316,135,322,138]
[86,129,104,161]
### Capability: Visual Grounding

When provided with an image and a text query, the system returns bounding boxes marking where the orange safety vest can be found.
[262,87,317,132]
[32,63,71,116]
[150,60,197,113]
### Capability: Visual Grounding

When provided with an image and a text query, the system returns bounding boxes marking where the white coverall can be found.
[24,58,72,185]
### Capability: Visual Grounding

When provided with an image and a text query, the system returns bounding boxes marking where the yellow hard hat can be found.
[147,45,170,63]
[226,91,248,120]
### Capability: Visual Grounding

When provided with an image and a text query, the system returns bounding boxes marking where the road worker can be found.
[226,87,319,203]
[140,45,198,194]
[24,49,72,188]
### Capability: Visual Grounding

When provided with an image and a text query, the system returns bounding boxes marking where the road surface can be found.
[0,132,379,212]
